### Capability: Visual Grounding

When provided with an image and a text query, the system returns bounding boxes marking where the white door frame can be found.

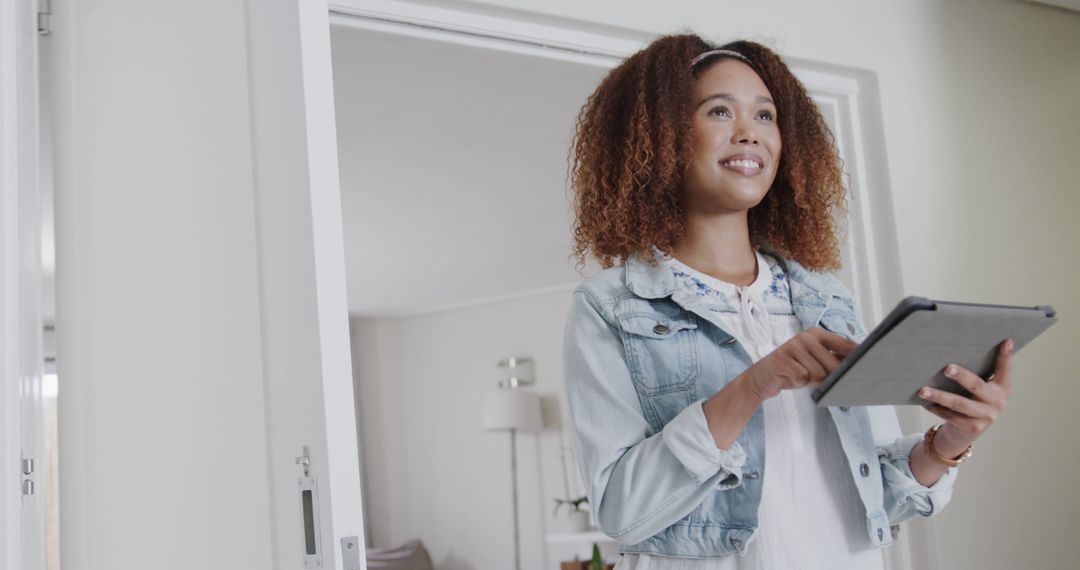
[246,1,368,567]
[327,2,922,569]
[1,0,46,568]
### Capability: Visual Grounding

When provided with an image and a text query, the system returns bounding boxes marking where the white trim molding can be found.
[1,0,46,567]
[0,0,21,559]
[329,0,649,67]
[795,63,906,327]
[353,281,580,320]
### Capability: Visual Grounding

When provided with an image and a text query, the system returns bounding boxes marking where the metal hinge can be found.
[21,454,36,496]
[37,0,52,36]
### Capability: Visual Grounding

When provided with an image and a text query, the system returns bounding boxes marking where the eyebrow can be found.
[696,93,776,109]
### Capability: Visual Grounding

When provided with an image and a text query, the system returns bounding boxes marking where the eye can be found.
[706,105,731,118]
[756,109,775,121]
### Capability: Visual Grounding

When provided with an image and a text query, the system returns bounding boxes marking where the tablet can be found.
[812,296,1057,407]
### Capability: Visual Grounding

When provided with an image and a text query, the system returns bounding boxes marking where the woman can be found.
[563,34,1013,569]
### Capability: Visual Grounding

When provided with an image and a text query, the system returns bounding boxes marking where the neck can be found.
[669,210,757,286]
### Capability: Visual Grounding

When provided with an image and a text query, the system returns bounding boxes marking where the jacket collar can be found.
[623,247,678,300]
[624,245,842,307]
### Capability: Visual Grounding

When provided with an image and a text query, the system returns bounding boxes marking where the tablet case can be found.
[812,296,1057,407]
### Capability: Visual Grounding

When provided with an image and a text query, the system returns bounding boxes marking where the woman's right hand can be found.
[702,327,859,449]
[741,327,859,400]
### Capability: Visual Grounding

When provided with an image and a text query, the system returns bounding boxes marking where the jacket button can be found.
[653,323,670,335]
[722,337,737,345]
[847,322,855,334]
[877,528,884,541]
[744,471,760,480]
[840,406,850,413]
[859,463,870,477]
[731,538,742,549]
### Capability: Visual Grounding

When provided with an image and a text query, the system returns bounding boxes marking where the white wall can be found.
[893,7,1080,569]
[356,1,1080,568]
[352,289,616,569]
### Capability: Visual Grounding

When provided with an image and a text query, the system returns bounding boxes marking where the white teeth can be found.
[722,159,762,169]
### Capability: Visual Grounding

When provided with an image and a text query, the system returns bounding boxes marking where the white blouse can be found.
[614,251,886,570]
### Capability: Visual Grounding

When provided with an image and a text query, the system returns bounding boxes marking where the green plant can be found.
[591,542,603,570]
[553,495,589,516]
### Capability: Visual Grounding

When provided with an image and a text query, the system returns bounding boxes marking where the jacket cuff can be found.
[662,398,747,489]
[880,433,958,517]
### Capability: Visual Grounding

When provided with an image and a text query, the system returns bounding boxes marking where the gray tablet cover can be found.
[812,297,1057,407]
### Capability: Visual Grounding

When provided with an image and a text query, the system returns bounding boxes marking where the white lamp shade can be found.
[482,389,542,432]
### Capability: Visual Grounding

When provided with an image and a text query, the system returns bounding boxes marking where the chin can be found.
[721,185,770,209]
[694,194,767,215]
[685,176,772,213]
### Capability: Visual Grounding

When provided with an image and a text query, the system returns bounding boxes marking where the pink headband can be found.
[690,49,752,68]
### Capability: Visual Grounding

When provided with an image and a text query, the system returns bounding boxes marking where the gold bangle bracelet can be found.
[924,424,973,467]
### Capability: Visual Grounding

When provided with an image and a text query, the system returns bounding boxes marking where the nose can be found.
[731,116,758,145]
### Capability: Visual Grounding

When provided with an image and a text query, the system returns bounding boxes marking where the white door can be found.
[47,1,365,569]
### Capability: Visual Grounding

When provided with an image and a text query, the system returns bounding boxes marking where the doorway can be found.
[328,16,615,569]
[326,3,911,569]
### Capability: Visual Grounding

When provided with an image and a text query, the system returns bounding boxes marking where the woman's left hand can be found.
[918,338,1015,455]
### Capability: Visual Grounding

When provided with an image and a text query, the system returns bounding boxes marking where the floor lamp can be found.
[482,357,542,570]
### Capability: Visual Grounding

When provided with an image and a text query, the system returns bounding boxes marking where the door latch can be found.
[297,446,322,568]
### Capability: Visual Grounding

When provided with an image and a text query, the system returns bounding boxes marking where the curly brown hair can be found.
[570,34,847,271]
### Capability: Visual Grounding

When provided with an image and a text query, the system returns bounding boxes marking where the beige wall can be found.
[355,1,1079,568]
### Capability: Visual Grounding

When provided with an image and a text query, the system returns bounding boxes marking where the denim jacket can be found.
[562,249,957,558]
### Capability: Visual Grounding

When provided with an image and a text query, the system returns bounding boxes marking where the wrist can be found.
[735,372,772,404]
[702,373,767,450]
[934,424,974,459]
[924,424,974,467]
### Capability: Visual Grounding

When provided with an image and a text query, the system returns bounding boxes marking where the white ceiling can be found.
[331,25,606,316]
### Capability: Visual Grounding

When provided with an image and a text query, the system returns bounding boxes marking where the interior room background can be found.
[338,1,1079,570]
[29,1,1075,570]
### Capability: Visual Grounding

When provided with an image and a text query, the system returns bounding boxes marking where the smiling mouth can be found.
[719,156,764,176]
